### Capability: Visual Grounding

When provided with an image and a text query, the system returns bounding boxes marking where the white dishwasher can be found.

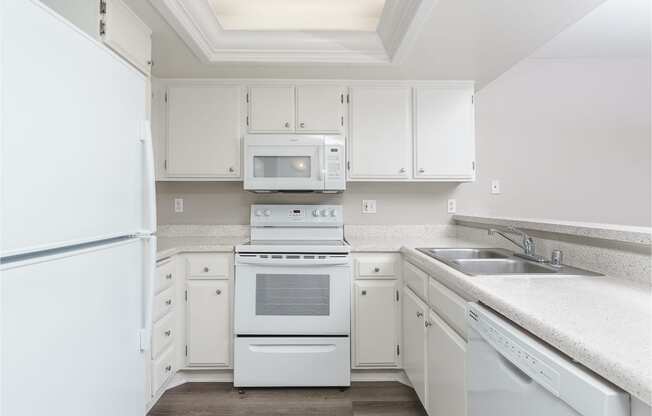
[466,303,630,416]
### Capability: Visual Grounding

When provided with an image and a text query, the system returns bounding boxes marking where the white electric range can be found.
[233,204,351,387]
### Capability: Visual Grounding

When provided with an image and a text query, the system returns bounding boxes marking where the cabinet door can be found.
[353,280,400,368]
[248,85,295,132]
[402,286,428,407]
[186,280,230,367]
[414,86,475,180]
[349,87,412,179]
[102,0,152,75]
[427,310,466,416]
[296,85,345,133]
[167,85,242,177]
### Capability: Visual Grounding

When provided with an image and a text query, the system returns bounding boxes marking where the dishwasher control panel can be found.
[468,305,562,396]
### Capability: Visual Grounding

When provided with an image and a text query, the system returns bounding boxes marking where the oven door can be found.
[244,135,325,191]
[234,254,351,335]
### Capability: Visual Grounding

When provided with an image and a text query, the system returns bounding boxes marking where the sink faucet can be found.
[488,226,547,263]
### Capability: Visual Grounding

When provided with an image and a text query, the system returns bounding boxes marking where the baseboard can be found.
[351,369,411,386]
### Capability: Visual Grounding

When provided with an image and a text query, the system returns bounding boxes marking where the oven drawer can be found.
[234,336,350,387]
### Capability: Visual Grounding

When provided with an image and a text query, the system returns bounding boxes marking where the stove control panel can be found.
[251,204,343,227]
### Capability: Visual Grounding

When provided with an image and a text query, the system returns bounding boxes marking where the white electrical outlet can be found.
[491,180,501,194]
[447,199,457,214]
[362,200,377,214]
[174,198,184,213]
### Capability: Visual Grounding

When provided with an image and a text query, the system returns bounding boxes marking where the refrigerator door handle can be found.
[140,235,157,352]
[140,121,157,234]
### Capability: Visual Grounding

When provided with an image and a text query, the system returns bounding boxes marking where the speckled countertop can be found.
[402,246,652,406]
[156,236,247,260]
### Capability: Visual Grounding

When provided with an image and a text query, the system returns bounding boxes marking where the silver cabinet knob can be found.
[416,311,423,318]
[361,290,367,296]
[228,167,234,173]
[165,299,172,306]
[216,289,222,295]
[203,267,209,272]
[399,168,406,173]
[373,267,380,273]
[425,321,432,328]
[164,330,171,336]
[419,168,425,173]
[165,273,172,280]
[165,365,172,372]
[284,122,290,128]
[299,122,305,128]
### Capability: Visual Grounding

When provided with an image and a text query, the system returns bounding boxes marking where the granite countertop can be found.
[156,236,247,260]
[401,246,652,406]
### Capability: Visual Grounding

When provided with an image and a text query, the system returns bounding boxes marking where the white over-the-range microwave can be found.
[243,134,346,192]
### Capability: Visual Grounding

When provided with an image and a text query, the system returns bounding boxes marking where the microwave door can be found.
[245,146,324,191]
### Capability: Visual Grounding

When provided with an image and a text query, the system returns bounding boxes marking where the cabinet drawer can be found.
[152,286,174,323]
[357,257,397,278]
[403,261,428,302]
[152,346,175,394]
[186,254,231,279]
[429,277,467,339]
[152,312,174,359]
[155,259,175,294]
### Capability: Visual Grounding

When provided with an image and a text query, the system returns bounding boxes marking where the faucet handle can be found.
[551,249,563,267]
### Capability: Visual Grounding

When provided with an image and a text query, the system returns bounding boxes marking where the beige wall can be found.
[156,182,465,225]
[456,57,651,226]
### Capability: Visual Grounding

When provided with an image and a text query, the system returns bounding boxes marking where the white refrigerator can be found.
[1,1,156,415]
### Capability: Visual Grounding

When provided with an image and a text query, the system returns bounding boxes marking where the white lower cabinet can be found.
[427,310,467,416]
[353,279,400,367]
[186,279,231,367]
[403,286,429,407]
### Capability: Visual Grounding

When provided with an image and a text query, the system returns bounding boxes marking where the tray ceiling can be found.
[150,0,436,63]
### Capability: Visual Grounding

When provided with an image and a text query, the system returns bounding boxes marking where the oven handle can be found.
[236,256,350,266]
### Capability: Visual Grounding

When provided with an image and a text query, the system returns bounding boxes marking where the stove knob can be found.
[320,209,328,217]
[312,209,320,217]
[329,209,337,217]
[255,210,263,217]
[264,209,272,217]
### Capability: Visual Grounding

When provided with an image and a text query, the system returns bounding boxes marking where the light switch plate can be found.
[362,200,377,214]
[174,198,184,213]
[447,199,457,214]
[491,180,501,194]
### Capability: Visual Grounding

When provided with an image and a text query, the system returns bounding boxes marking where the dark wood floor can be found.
[148,382,427,416]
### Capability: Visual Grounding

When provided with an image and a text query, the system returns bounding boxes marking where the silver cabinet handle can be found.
[419,168,425,173]
[361,290,367,296]
[216,289,222,295]
[165,365,172,372]
[284,122,290,128]
[425,321,432,328]
[165,299,172,306]
[164,330,171,336]
[416,311,423,318]
[299,122,305,128]
[228,167,234,173]
[373,267,380,273]
[399,168,406,173]
[203,267,209,272]
[165,273,172,280]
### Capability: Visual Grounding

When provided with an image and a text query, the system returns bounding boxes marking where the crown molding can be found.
[151,0,436,64]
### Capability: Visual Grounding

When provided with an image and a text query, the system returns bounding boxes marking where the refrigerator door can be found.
[1,237,154,416]
[1,0,155,257]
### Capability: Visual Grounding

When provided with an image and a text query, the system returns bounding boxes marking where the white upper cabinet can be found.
[166,85,242,178]
[247,85,295,132]
[100,0,152,76]
[414,86,475,180]
[295,85,345,133]
[349,86,412,180]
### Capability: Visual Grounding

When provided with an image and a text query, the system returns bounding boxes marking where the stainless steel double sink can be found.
[417,248,601,277]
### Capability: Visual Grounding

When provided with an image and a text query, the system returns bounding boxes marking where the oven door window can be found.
[253,156,311,178]
[256,274,329,316]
